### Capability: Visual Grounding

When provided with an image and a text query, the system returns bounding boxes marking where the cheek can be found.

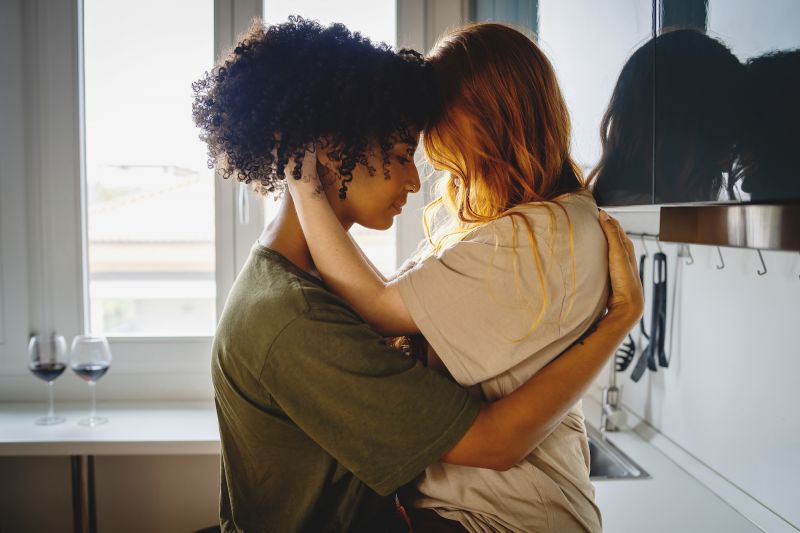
[341,180,392,226]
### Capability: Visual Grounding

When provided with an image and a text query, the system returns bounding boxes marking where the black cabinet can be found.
[469,0,800,206]
[654,0,800,204]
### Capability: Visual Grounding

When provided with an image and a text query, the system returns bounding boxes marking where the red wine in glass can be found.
[70,335,112,426]
[28,335,68,425]
[72,362,110,382]
[30,362,67,382]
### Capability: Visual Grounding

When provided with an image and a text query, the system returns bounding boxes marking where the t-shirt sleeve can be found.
[395,219,562,386]
[260,306,481,496]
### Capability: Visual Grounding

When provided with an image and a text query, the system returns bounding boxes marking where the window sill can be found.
[0,400,219,456]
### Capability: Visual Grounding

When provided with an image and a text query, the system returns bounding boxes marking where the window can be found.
[262,0,399,275]
[1,0,445,400]
[83,0,216,336]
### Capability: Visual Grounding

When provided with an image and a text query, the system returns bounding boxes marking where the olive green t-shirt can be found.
[212,244,481,533]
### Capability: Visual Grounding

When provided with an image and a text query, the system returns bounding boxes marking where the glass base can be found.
[78,416,108,427]
[35,415,66,426]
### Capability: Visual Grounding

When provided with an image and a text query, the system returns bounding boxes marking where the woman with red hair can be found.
[291,23,608,532]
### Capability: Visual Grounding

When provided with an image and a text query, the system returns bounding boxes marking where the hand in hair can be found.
[285,145,322,196]
[289,145,419,337]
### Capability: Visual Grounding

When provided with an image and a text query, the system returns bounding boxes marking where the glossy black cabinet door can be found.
[654,0,800,204]
[471,0,656,206]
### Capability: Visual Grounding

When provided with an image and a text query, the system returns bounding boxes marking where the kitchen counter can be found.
[0,399,775,532]
[583,398,762,533]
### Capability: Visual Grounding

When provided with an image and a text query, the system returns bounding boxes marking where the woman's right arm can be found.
[441,212,644,470]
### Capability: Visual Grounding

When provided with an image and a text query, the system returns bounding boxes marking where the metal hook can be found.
[656,238,663,254]
[715,247,725,270]
[684,244,693,265]
[639,235,649,257]
[756,249,767,276]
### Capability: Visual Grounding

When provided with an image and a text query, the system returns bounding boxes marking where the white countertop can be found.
[0,399,768,532]
[583,398,762,533]
[0,401,219,455]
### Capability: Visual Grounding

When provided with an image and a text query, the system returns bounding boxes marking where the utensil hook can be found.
[683,244,693,265]
[715,247,725,270]
[640,235,649,257]
[756,249,767,276]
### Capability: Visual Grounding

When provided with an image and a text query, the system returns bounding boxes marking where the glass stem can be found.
[89,381,97,419]
[47,380,55,418]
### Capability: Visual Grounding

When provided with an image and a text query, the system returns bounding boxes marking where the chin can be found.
[360,214,395,231]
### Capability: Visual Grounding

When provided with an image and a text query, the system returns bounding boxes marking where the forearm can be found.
[441,310,633,470]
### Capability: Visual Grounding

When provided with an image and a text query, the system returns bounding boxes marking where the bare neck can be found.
[257,194,352,276]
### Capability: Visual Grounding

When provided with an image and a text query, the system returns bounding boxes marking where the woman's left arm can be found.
[287,150,417,336]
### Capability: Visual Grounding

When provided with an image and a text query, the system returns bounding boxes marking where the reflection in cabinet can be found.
[652,28,745,204]
[654,0,800,204]
[470,0,800,206]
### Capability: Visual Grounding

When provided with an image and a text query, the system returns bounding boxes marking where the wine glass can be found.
[28,334,68,425]
[70,335,112,426]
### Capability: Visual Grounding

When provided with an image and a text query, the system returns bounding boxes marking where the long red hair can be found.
[421,23,585,333]
[422,23,584,247]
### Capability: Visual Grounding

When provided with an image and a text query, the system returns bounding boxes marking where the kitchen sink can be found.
[586,424,650,480]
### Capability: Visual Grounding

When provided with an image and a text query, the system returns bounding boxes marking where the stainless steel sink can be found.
[586,425,650,480]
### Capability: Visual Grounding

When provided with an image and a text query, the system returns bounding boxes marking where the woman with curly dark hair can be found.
[194,17,643,533]
[192,16,428,203]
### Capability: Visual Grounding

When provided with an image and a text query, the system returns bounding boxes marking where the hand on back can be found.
[598,211,645,325]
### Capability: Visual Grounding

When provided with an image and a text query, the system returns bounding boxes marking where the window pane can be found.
[83,0,215,336]
[263,0,398,275]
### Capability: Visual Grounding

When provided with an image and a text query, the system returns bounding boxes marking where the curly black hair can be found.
[192,16,431,198]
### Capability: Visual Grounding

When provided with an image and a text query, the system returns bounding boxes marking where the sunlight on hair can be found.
[419,23,585,339]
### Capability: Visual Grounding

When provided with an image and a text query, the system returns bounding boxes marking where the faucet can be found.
[600,357,624,433]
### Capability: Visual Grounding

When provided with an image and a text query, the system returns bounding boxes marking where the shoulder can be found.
[443,190,599,251]
[215,250,363,359]
[246,247,363,322]
[512,190,599,229]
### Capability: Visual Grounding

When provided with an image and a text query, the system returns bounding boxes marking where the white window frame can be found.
[0,0,33,399]
[0,0,466,402]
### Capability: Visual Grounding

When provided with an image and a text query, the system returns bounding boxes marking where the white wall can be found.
[600,208,800,531]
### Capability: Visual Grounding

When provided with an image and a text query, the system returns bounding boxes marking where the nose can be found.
[407,165,421,194]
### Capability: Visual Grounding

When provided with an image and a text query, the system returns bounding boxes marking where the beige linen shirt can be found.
[396,190,608,533]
